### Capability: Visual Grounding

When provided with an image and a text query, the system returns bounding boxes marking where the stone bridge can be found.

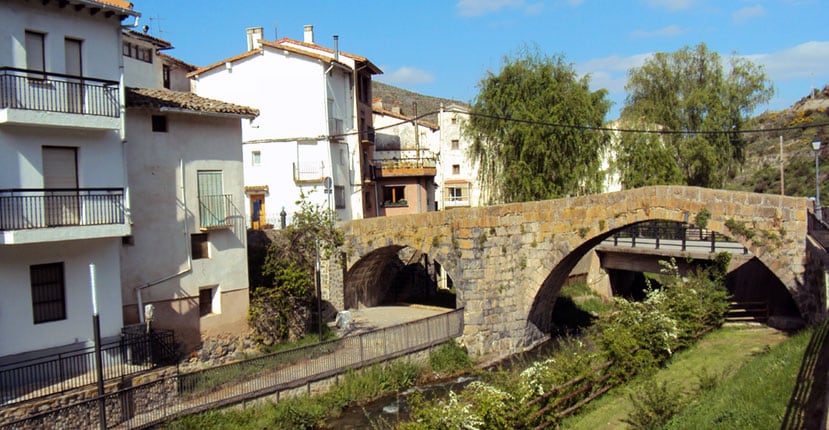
[323,186,822,358]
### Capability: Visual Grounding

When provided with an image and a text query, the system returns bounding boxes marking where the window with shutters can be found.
[25,31,46,80]
[30,262,66,324]
[197,171,228,229]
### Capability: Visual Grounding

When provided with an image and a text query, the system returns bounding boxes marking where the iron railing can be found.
[198,194,232,230]
[0,327,175,406]
[606,220,747,254]
[1,308,464,429]
[807,209,829,249]
[0,188,125,231]
[0,67,120,117]
[292,161,325,183]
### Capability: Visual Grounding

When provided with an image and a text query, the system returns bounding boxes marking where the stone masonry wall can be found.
[337,186,813,360]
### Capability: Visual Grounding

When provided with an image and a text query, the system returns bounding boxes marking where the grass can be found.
[561,325,791,429]
[664,326,814,429]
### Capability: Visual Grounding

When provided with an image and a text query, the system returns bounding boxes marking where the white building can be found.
[370,82,482,210]
[190,26,382,227]
[435,104,482,209]
[121,31,257,349]
[0,0,138,361]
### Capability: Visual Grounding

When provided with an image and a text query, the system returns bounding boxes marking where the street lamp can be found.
[814,135,823,222]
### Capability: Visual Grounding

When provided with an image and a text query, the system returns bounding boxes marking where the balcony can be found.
[293,161,325,183]
[0,188,129,244]
[0,67,120,129]
[198,194,233,231]
[372,157,437,178]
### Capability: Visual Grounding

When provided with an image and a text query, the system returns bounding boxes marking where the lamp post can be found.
[814,135,823,222]
[89,264,106,429]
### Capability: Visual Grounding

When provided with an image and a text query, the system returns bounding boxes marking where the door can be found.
[249,194,265,229]
[43,146,79,226]
[64,38,83,113]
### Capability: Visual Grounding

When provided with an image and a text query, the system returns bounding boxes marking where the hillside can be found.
[727,85,829,198]
[371,81,469,125]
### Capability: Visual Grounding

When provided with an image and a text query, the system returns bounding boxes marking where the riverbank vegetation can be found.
[399,258,731,429]
[162,340,473,429]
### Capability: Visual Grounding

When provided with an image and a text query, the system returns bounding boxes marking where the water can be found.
[324,375,479,429]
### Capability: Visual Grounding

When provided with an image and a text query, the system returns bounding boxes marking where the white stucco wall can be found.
[0,238,123,358]
[436,109,482,208]
[121,110,249,317]
[194,46,361,224]
[122,35,161,89]
[0,1,122,81]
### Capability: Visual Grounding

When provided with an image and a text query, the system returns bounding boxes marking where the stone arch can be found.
[342,243,458,310]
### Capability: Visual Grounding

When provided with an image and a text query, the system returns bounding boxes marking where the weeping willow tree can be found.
[466,47,611,204]
[619,43,774,188]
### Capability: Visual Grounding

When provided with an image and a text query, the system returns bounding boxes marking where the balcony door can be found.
[197,170,225,228]
[64,38,83,113]
[43,146,79,226]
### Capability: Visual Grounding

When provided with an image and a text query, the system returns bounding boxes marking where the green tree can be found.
[467,46,611,204]
[248,190,343,345]
[620,43,774,188]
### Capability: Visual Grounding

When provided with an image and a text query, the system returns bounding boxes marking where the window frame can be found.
[251,150,261,166]
[151,115,167,132]
[382,185,407,207]
[30,262,67,324]
[452,164,461,175]
[334,185,346,209]
[25,30,46,80]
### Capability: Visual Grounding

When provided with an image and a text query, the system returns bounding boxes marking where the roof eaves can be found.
[187,49,261,78]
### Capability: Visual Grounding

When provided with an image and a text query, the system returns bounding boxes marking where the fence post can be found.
[360,334,365,363]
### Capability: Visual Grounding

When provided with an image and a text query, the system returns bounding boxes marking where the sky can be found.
[130,0,828,120]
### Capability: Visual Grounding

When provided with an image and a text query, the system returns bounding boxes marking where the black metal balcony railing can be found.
[0,67,120,118]
[198,194,232,230]
[0,188,125,231]
[0,326,176,406]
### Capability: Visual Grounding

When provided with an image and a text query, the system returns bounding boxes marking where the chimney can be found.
[303,25,314,44]
[333,35,339,61]
[391,102,401,115]
[246,27,263,51]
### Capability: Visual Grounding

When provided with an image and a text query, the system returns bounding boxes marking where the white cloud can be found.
[732,5,765,22]
[456,0,544,16]
[380,66,436,85]
[630,25,685,38]
[742,41,829,81]
[645,0,694,11]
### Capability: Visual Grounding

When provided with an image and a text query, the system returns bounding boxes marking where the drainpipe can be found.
[135,158,192,323]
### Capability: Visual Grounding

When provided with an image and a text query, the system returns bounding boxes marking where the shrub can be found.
[624,379,686,429]
[428,339,473,374]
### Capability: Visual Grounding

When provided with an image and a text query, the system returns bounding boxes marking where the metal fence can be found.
[1,309,464,430]
[197,194,232,230]
[0,188,125,231]
[0,67,120,117]
[0,328,175,406]
[606,220,748,254]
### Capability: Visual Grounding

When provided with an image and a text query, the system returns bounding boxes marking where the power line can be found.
[329,108,828,140]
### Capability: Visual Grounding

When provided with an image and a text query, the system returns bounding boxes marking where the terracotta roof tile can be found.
[157,52,197,71]
[94,0,134,10]
[187,49,261,78]
[126,87,259,118]
[124,30,172,49]
[275,38,382,74]
[188,42,352,78]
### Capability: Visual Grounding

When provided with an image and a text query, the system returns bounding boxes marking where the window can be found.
[451,139,460,150]
[365,192,371,210]
[335,185,346,209]
[199,288,215,317]
[122,42,132,57]
[449,186,467,201]
[162,64,171,89]
[251,150,261,166]
[452,164,461,175]
[30,263,66,324]
[383,185,406,206]
[451,116,458,125]
[191,233,209,259]
[197,171,226,228]
[134,45,152,63]
[152,115,167,132]
[25,31,46,79]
